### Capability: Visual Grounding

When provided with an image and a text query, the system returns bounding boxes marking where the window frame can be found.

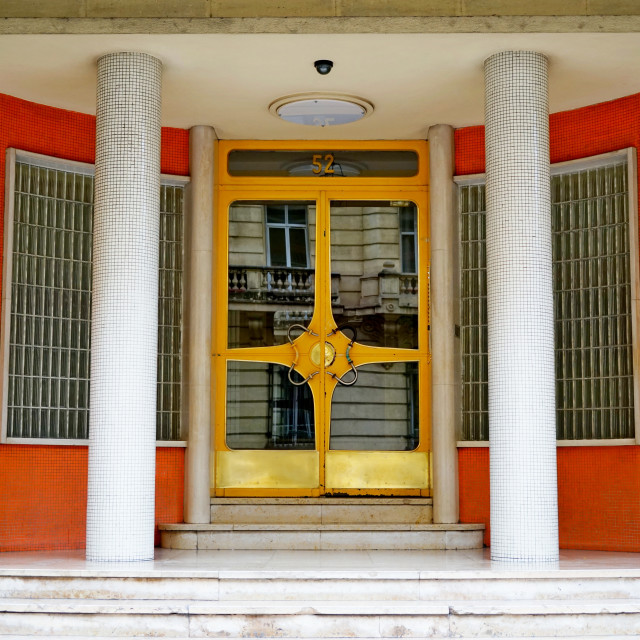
[399,205,418,275]
[0,148,189,446]
[264,203,310,269]
[454,148,640,447]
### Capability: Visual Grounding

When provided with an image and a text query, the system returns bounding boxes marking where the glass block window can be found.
[459,155,636,441]
[7,163,93,439]
[157,185,184,440]
[459,184,488,441]
[4,155,184,441]
[553,163,633,439]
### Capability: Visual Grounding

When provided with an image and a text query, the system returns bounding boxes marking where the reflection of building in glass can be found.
[227,202,420,450]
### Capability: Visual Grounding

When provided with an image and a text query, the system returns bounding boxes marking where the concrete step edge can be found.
[161,523,484,531]
[450,598,640,615]
[210,498,433,505]
[1,637,630,640]
[0,597,447,615]
[2,637,629,640]
[4,568,640,580]
[2,597,640,616]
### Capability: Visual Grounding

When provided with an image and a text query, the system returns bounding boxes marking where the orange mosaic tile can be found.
[458,446,640,552]
[557,446,640,552]
[0,93,187,552]
[458,447,491,547]
[0,90,639,553]
[0,445,88,552]
[456,91,640,553]
[154,448,185,547]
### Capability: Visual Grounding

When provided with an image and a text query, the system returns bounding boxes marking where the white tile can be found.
[87,52,163,562]
[484,50,558,563]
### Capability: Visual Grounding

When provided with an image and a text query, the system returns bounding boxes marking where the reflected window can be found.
[266,204,309,268]
[330,362,419,451]
[226,361,315,450]
[400,205,418,274]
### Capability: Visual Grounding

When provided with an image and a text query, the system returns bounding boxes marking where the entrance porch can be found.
[0,548,639,638]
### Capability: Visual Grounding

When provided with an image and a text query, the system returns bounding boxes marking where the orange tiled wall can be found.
[2,91,639,553]
[0,93,188,552]
[456,92,640,552]
[459,447,640,552]
[0,446,184,552]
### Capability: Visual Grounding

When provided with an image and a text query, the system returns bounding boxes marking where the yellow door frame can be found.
[212,141,431,497]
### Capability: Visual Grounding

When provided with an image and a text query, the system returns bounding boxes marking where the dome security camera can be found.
[314,60,334,75]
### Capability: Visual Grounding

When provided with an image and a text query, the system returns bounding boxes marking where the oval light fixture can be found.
[270,93,373,127]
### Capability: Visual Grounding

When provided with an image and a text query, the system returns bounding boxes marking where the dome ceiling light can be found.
[270,93,374,127]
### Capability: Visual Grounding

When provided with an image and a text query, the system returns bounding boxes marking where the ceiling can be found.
[0,33,639,139]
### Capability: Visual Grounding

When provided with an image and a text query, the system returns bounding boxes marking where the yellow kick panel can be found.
[325,451,430,489]
[216,450,320,489]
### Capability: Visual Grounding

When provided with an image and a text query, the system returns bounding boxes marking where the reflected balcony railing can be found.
[399,274,418,295]
[229,266,416,311]
[229,266,316,304]
[357,270,419,313]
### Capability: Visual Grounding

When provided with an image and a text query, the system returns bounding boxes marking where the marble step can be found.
[4,565,640,602]
[2,637,630,640]
[1,597,640,637]
[160,522,484,550]
[210,497,433,525]
[2,637,631,640]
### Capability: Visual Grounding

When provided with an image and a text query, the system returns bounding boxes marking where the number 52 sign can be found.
[311,153,335,175]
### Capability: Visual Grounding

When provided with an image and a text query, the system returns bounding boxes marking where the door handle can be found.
[287,323,318,343]
[287,323,319,386]
[327,324,358,386]
[286,323,358,387]
[287,363,318,386]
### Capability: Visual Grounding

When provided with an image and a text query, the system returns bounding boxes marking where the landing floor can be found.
[0,548,638,578]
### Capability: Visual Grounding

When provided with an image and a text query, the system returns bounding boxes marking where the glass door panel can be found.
[323,198,428,492]
[329,201,419,349]
[226,361,315,450]
[330,361,418,451]
[219,196,323,493]
[228,200,316,349]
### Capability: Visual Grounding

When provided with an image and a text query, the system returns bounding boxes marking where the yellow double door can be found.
[213,188,431,496]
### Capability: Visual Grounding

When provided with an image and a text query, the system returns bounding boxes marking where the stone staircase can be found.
[159,497,485,550]
[1,551,640,638]
[2,499,638,638]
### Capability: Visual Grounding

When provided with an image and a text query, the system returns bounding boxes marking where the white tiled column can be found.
[87,52,162,561]
[484,51,559,562]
